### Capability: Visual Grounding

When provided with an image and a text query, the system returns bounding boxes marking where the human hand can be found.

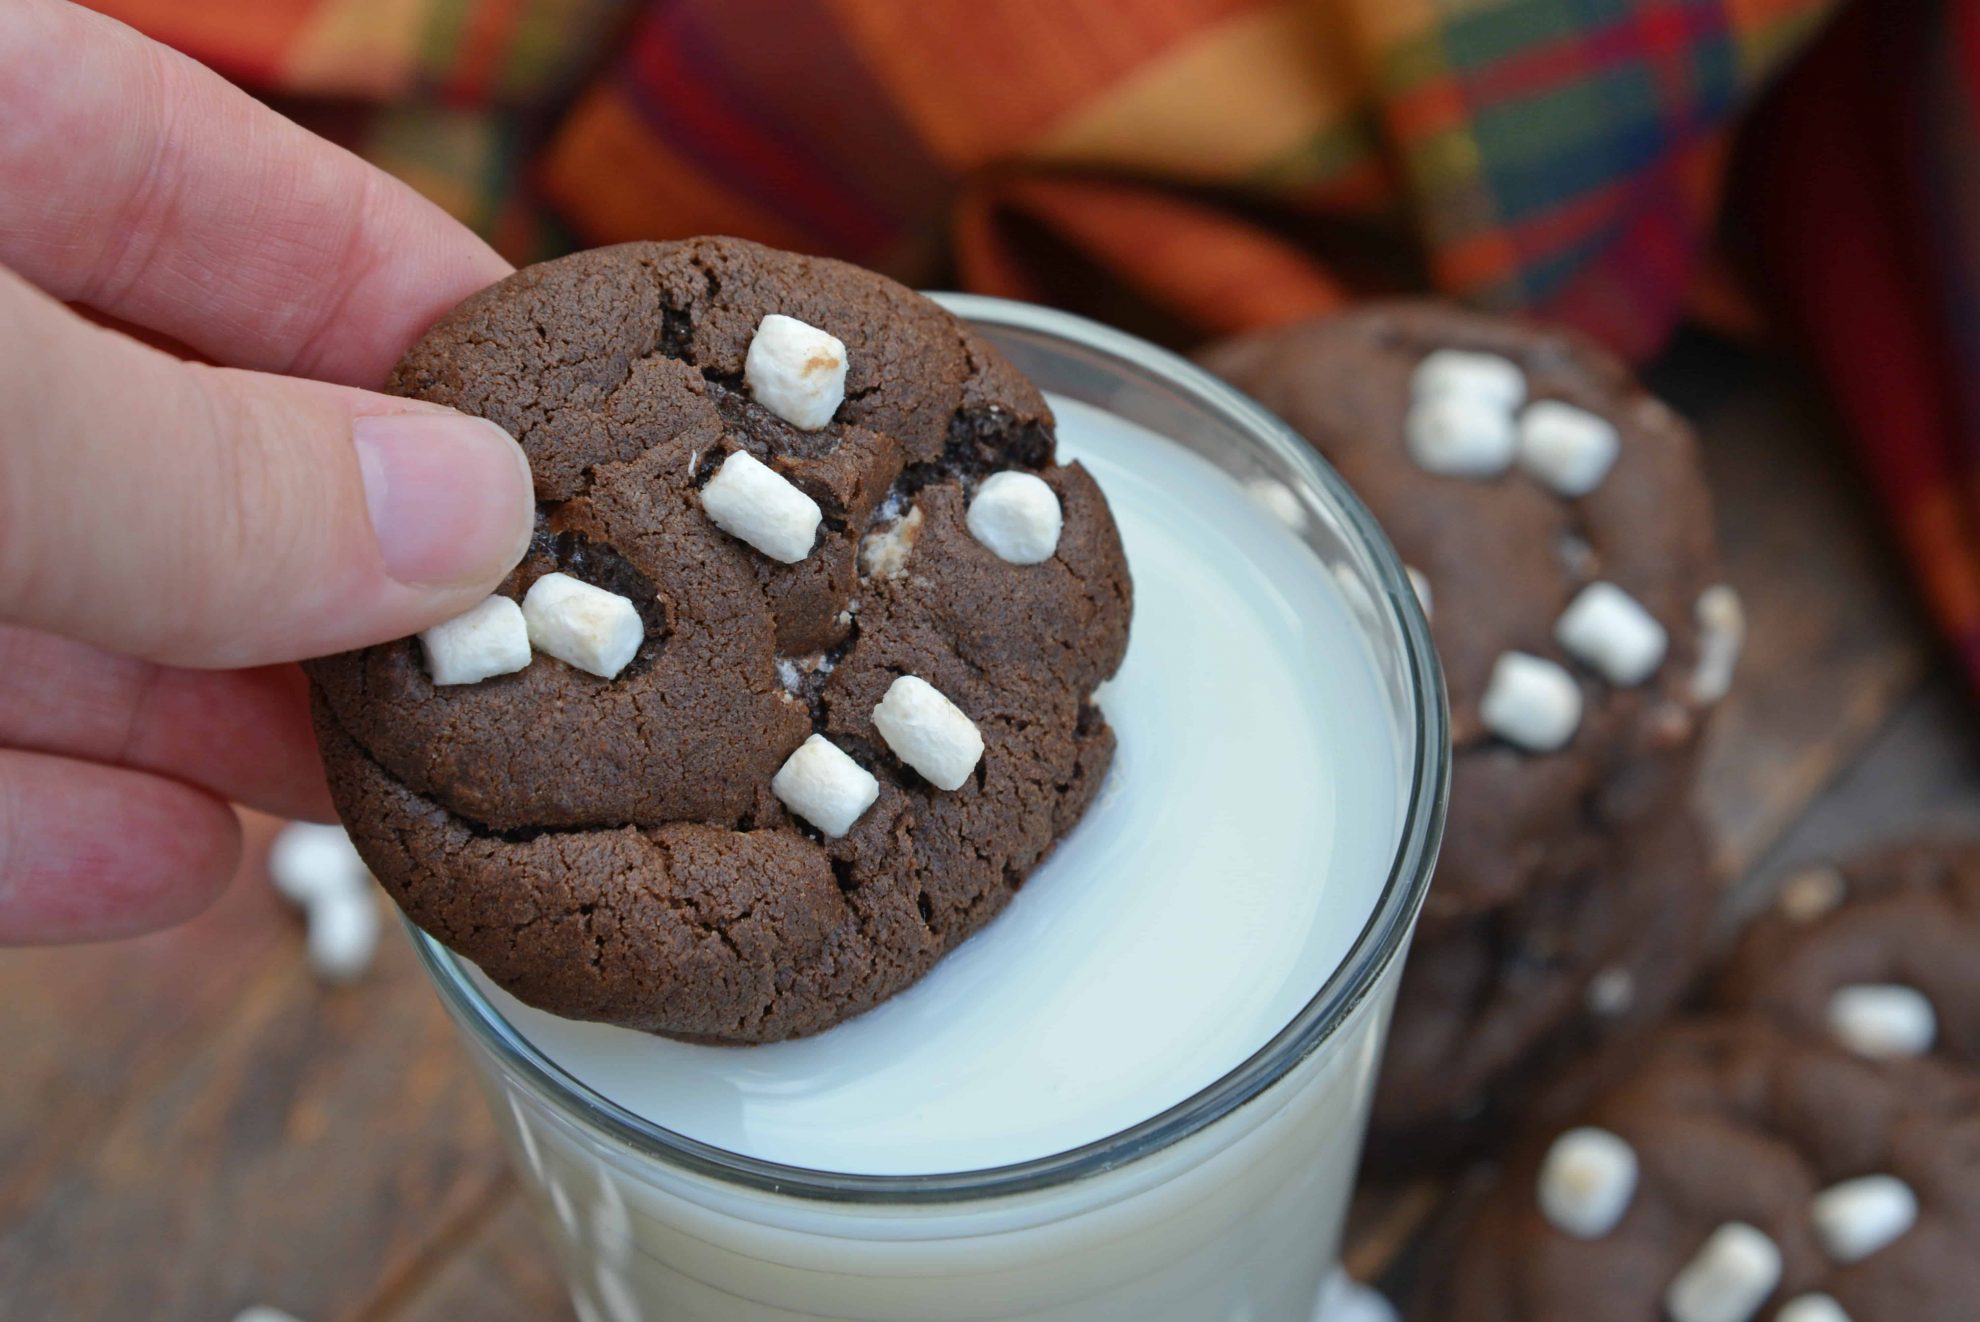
[0,0,535,942]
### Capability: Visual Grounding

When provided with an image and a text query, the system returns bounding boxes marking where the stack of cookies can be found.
[1411,841,1980,1321]
[1203,305,1742,1164]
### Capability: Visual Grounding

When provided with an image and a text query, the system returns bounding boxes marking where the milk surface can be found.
[471,397,1402,1176]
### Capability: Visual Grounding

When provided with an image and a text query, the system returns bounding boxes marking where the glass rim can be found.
[410,293,1450,1205]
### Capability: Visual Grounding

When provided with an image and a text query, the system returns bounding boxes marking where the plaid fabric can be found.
[85,0,1980,694]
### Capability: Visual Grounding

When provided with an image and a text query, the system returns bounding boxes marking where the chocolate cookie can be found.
[1716,841,1980,1070]
[1369,797,1715,1167]
[1410,1019,1980,1322]
[1201,303,1732,928]
[307,239,1131,1042]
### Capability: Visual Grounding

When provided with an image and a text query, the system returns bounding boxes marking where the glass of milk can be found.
[408,295,1448,1322]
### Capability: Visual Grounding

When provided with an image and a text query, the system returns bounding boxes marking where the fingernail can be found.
[352,413,534,586]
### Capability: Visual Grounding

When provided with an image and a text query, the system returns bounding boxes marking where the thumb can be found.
[0,267,534,668]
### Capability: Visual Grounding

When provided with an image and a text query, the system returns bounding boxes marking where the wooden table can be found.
[4,333,1975,1321]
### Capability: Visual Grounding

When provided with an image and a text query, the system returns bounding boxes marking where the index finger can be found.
[0,0,510,386]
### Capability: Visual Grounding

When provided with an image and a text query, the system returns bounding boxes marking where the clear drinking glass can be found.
[409,295,1449,1322]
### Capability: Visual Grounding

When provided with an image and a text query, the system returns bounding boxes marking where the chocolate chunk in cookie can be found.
[307,239,1131,1042]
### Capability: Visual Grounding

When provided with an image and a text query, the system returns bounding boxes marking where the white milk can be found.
[470,395,1402,1176]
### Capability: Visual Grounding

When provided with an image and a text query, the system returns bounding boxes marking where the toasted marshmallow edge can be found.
[1776,1294,1851,1322]
[700,450,823,564]
[1404,393,1517,478]
[771,734,879,839]
[267,821,368,907]
[1518,399,1620,497]
[1664,1223,1782,1322]
[306,886,380,984]
[872,675,984,791]
[967,470,1063,565]
[743,313,848,431]
[1556,581,1668,686]
[521,572,645,680]
[419,593,532,686]
[1538,1126,1639,1239]
[1827,983,1937,1059]
[1412,348,1527,412]
[1480,651,1583,752]
[1691,584,1746,703]
[1811,1175,1918,1264]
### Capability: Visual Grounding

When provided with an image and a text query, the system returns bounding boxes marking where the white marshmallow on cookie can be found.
[967,471,1063,565]
[1556,582,1668,686]
[1412,348,1526,412]
[743,313,847,430]
[1776,1295,1851,1322]
[701,450,823,563]
[1481,651,1582,752]
[1827,983,1937,1059]
[1537,1126,1638,1239]
[1517,400,1620,497]
[772,734,879,838]
[1664,1223,1782,1322]
[521,573,645,680]
[419,594,532,686]
[1404,393,1517,477]
[1690,584,1746,703]
[1811,1174,1917,1264]
[872,675,984,791]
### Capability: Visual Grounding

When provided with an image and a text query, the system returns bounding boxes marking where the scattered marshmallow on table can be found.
[1412,349,1526,412]
[1811,1175,1918,1264]
[267,822,368,908]
[772,735,879,838]
[418,594,532,686]
[872,675,984,791]
[1776,1294,1851,1322]
[521,573,645,680]
[1537,1126,1638,1238]
[967,471,1063,564]
[1664,1222,1783,1322]
[1691,584,1746,703]
[306,885,381,984]
[701,450,823,564]
[1827,983,1937,1059]
[1404,393,1517,477]
[1481,651,1582,752]
[1555,582,1668,686]
[1517,399,1620,497]
[743,313,847,430]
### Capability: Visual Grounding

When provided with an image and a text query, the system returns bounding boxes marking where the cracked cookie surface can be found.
[306,239,1131,1042]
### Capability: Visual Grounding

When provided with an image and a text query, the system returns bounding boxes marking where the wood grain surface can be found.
[1,335,1969,1320]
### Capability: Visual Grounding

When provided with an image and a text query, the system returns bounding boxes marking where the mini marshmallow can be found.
[1691,585,1746,703]
[1404,393,1517,477]
[521,573,645,680]
[1517,400,1620,497]
[1412,349,1526,412]
[967,471,1063,565]
[743,313,847,430]
[306,886,380,984]
[1777,1295,1851,1322]
[1406,566,1433,620]
[1537,1127,1638,1239]
[700,450,823,563]
[1481,651,1583,752]
[872,675,984,791]
[1828,984,1937,1059]
[859,505,923,579]
[1811,1175,1917,1264]
[1776,865,1847,924]
[771,734,879,838]
[1556,582,1668,686]
[1664,1223,1782,1322]
[267,822,368,907]
[419,594,532,686]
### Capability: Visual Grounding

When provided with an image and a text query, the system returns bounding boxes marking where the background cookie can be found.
[307,239,1131,1043]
